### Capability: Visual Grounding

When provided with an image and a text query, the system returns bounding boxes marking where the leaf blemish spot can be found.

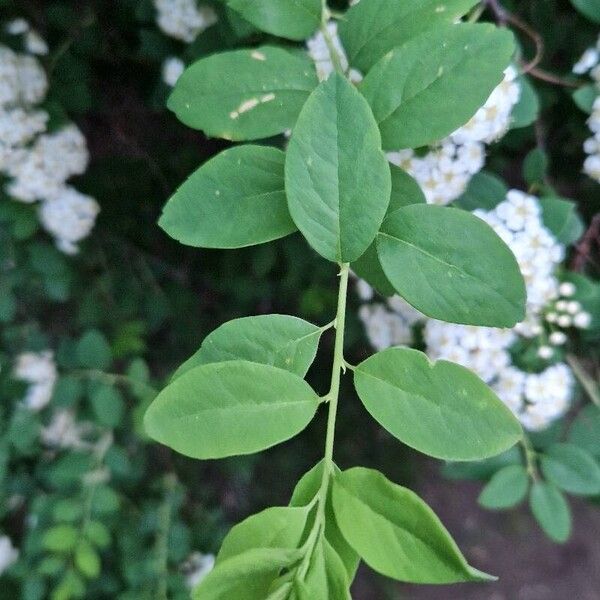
[229,98,260,119]
[250,51,266,61]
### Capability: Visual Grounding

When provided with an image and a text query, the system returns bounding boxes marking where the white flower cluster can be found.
[0,38,100,254]
[306,21,362,83]
[40,410,94,450]
[6,18,49,55]
[162,56,185,87]
[357,192,588,431]
[388,67,521,205]
[572,37,600,183]
[0,535,19,575]
[154,0,217,43]
[14,351,57,412]
[182,552,215,589]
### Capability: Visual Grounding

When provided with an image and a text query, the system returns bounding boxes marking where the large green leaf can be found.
[568,404,600,457]
[570,0,600,22]
[339,0,478,72]
[290,461,359,579]
[360,24,515,149]
[192,547,300,599]
[217,506,310,564]
[529,482,571,543]
[376,204,526,326]
[354,347,522,461]
[144,361,319,459]
[540,443,600,496]
[478,465,529,509]
[168,46,318,140]
[173,315,322,380]
[332,467,494,583]
[226,0,321,41]
[159,145,296,248]
[285,73,391,262]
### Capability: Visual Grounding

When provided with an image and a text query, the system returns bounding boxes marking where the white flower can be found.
[549,331,567,345]
[183,552,215,589]
[355,278,374,301]
[573,47,600,74]
[154,0,217,43]
[451,66,521,144]
[537,345,554,359]
[14,351,57,411]
[162,56,185,87]
[0,535,19,575]
[574,311,592,329]
[358,304,413,350]
[40,410,93,449]
[558,281,576,297]
[39,187,100,254]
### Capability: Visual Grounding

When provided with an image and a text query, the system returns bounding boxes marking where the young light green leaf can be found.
[570,0,600,22]
[217,506,310,564]
[290,461,360,579]
[540,443,600,496]
[377,204,526,326]
[42,525,79,552]
[572,84,597,114]
[332,467,494,583]
[529,482,572,543]
[339,0,478,72]
[192,547,301,599]
[539,197,584,245]
[360,24,515,149]
[523,148,548,186]
[173,314,322,380]
[144,361,319,459]
[225,0,321,41]
[285,73,391,262]
[354,347,522,461]
[168,46,318,140]
[454,171,507,211]
[478,465,529,510]
[159,145,296,249]
[294,538,351,600]
[74,540,101,579]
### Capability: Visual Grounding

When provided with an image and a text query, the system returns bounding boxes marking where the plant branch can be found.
[566,354,600,408]
[320,1,345,75]
[520,434,540,482]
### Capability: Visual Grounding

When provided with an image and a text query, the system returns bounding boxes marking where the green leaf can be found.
[191,547,300,599]
[360,24,515,149]
[217,506,309,564]
[454,171,508,211]
[76,330,112,370]
[539,197,584,245]
[387,164,427,212]
[285,73,391,262]
[540,443,600,496]
[173,314,322,380]
[168,46,318,140]
[159,145,296,249]
[351,242,396,298]
[290,461,359,579]
[145,360,319,459]
[89,384,125,428]
[510,75,539,129]
[376,204,526,326]
[42,525,79,552]
[339,0,478,72]
[570,0,600,22]
[523,148,548,186]
[74,540,101,579]
[572,84,597,114]
[225,0,321,41]
[478,465,529,509]
[354,347,522,461]
[529,482,572,543]
[294,538,351,600]
[84,521,111,549]
[568,404,600,457]
[332,467,494,583]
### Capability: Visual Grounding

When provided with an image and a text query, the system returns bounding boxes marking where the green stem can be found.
[566,354,600,408]
[520,434,539,482]
[155,474,177,600]
[297,263,350,579]
[320,1,345,75]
